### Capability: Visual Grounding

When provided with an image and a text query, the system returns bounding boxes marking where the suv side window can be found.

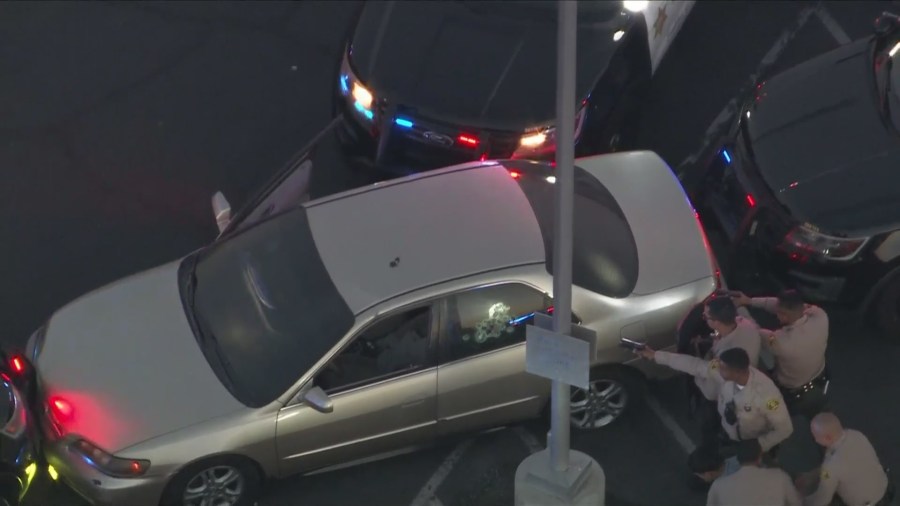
[316,305,433,394]
[441,283,551,363]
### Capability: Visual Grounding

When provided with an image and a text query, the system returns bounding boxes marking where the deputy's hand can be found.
[635,346,655,360]
[730,291,752,307]
[794,470,818,494]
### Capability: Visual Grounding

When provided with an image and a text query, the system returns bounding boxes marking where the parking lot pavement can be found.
[5,2,900,506]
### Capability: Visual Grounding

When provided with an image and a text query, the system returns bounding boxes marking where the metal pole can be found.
[549,0,578,474]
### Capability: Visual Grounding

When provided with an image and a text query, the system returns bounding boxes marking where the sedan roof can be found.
[305,163,546,314]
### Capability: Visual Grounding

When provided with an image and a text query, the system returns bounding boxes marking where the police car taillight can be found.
[457,134,480,148]
[9,355,26,375]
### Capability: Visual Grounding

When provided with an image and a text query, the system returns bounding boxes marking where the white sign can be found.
[525,325,591,389]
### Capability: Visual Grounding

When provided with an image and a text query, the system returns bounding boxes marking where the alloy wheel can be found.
[570,378,628,429]
[183,465,245,506]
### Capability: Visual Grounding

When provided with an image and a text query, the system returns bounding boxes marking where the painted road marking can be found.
[408,439,474,506]
[647,395,697,455]
[815,5,852,45]
[677,6,818,174]
[512,425,545,454]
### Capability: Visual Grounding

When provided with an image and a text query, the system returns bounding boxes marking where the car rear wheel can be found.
[160,456,262,506]
[569,367,645,430]
[876,274,900,341]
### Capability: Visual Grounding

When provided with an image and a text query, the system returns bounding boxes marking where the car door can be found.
[436,282,552,437]
[274,303,438,477]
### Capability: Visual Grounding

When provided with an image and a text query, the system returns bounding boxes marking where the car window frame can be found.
[437,281,557,366]
[290,301,440,403]
[282,276,581,405]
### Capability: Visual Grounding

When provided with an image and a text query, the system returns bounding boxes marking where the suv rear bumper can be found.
[694,143,873,310]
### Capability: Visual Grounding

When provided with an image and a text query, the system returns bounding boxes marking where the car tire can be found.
[159,455,262,506]
[568,366,646,431]
[876,274,900,341]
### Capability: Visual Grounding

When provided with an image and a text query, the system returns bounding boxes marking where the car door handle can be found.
[401,399,426,409]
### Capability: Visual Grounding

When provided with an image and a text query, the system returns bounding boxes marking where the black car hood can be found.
[349,1,626,130]
[745,38,900,236]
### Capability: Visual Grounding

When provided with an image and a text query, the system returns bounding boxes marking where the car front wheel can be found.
[569,368,644,430]
[160,456,262,506]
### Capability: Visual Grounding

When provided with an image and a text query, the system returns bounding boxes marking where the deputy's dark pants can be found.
[677,302,713,356]
[777,369,831,420]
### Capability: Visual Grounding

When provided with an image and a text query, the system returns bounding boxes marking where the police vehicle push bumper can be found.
[0,349,46,506]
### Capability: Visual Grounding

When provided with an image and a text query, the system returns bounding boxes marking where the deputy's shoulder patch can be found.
[709,359,720,370]
[766,399,780,411]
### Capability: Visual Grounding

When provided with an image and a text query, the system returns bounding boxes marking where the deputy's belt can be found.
[782,369,830,399]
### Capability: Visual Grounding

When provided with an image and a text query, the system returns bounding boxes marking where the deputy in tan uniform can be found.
[731,289,828,387]
[705,297,762,367]
[732,289,830,416]
[707,438,801,506]
[685,298,764,402]
[686,297,764,446]
[801,412,893,506]
[637,346,793,454]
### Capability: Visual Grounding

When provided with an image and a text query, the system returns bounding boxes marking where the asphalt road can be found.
[2,2,900,506]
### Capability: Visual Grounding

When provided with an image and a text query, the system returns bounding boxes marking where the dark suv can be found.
[695,13,900,339]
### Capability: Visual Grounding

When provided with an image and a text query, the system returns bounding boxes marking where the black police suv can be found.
[333,1,672,172]
[695,13,900,339]
[0,351,41,505]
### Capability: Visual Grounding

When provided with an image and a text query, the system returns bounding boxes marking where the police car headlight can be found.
[339,52,375,121]
[778,225,870,262]
[512,103,587,159]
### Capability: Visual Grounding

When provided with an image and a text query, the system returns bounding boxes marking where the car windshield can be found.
[454,1,622,23]
[508,163,639,298]
[184,207,354,407]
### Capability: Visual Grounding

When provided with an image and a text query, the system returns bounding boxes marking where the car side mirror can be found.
[211,191,232,233]
[302,386,333,413]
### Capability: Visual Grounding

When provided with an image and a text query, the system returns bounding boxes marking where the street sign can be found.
[526,324,591,390]
[533,312,597,357]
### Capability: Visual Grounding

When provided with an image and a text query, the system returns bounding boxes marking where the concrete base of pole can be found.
[514,449,605,506]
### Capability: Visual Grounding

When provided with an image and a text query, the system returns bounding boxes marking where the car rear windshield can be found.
[510,163,639,298]
[186,208,354,407]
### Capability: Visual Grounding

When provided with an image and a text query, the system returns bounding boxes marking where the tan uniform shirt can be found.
[711,316,762,367]
[707,465,802,506]
[682,317,763,401]
[751,297,828,388]
[654,352,793,451]
[804,429,888,506]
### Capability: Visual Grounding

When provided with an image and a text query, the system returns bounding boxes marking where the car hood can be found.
[350,1,624,130]
[36,259,245,453]
[745,37,900,235]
